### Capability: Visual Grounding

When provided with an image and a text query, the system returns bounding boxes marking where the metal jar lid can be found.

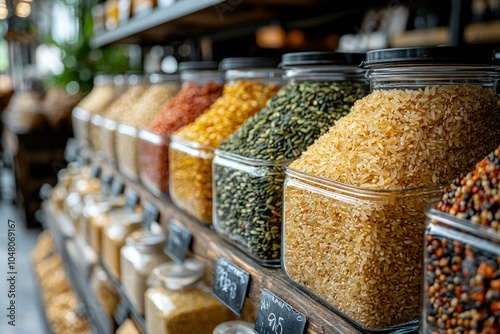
[281,51,366,67]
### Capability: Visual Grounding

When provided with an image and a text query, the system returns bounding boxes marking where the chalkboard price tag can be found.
[165,219,192,264]
[90,163,101,179]
[212,257,250,316]
[254,289,307,334]
[113,300,129,326]
[100,172,113,191]
[110,177,124,197]
[125,188,140,212]
[142,200,160,229]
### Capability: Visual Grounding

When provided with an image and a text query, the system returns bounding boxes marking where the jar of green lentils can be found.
[212,52,369,267]
[169,58,283,224]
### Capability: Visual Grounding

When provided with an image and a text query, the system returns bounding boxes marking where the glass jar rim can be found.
[426,200,500,243]
[215,148,295,166]
[219,57,280,71]
[126,229,167,247]
[362,46,498,69]
[285,166,443,198]
[179,61,219,72]
[281,51,365,68]
[151,259,206,290]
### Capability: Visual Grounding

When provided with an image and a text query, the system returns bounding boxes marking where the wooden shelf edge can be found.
[93,158,367,334]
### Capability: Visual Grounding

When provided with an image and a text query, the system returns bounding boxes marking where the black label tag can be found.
[113,300,129,326]
[90,163,101,179]
[125,188,139,212]
[110,177,124,197]
[212,257,250,316]
[100,172,113,191]
[142,200,160,229]
[254,289,307,334]
[165,219,192,264]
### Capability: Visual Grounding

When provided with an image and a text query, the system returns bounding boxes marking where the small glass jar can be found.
[72,74,117,145]
[362,47,500,185]
[89,74,127,153]
[84,192,128,253]
[102,211,143,279]
[89,265,120,316]
[145,259,234,334]
[116,73,180,181]
[212,321,254,334]
[169,58,282,224]
[121,229,169,315]
[282,167,441,332]
[213,52,369,267]
[423,202,500,334]
[139,61,224,197]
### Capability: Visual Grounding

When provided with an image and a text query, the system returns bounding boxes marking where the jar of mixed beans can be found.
[145,259,234,334]
[213,52,369,267]
[116,73,179,181]
[139,61,224,197]
[169,58,282,224]
[423,144,500,334]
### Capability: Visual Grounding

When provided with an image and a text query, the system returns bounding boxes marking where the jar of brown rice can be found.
[282,46,500,332]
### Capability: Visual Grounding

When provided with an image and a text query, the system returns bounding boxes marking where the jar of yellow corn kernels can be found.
[145,259,234,334]
[169,58,283,224]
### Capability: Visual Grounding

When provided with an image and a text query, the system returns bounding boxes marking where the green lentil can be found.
[214,81,369,264]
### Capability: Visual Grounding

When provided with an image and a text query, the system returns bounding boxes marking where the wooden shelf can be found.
[390,20,500,47]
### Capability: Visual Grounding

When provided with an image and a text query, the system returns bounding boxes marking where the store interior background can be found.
[0,0,499,333]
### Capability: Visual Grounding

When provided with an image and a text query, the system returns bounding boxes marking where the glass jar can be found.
[102,211,143,279]
[116,73,180,181]
[72,74,117,145]
[84,192,129,254]
[423,202,500,334]
[101,74,149,163]
[89,74,127,153]
[139,61,224,197]
[213,52,369,267]
[132,0,156,17]
[145,259,234,334]
[361,46,500,187]
[282,167,441,332]
[89,265,120,316]
[212,321,254,334]
[121,229,169,315]
[169,58,282,224]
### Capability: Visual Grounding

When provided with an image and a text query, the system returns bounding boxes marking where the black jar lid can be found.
[363,46,498,68]
[178,61,219,72]
[219,57,280,71]
[281,51,366,67]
